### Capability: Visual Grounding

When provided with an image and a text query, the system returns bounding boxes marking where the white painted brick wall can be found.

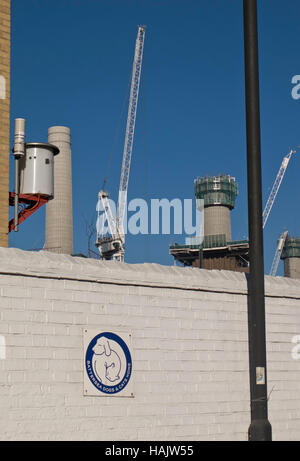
[0,248,299,440]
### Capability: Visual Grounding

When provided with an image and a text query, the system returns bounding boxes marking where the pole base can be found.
[248,419,272,441]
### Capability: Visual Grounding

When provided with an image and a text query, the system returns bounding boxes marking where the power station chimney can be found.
[45,126,73,255]
[194,175,238,244]
[280,236,300,279]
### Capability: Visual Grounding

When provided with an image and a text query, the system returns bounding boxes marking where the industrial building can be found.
[170,175,250,272]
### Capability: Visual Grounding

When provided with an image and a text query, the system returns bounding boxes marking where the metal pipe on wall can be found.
[13,118,25,232]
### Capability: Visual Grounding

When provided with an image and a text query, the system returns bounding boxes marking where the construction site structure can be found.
[170,237,250,271]
[45,126,73,255]
[96,26,146,262]
[280,236,300,279]
[171,146,297,273]
[170,175,250,272]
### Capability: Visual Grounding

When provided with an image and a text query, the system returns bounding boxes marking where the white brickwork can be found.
[0,248,300,440]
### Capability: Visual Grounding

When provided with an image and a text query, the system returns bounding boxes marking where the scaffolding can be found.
[281,237,300,259]
[170,234,248,251]
[194,175,238,209]
[169,235,249,271]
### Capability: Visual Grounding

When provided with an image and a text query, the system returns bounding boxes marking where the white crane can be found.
[263,148,297,275]
[96,26,146,261]
[269,230,288,276]
[262,149,295,229]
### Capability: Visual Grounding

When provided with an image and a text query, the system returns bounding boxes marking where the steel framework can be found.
[263,149,296,276]
[269,230,288,276]
[96,26,146,261]
[9,192,49,232]
[262,149,295,229]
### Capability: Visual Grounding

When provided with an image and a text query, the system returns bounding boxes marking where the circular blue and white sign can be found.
[85,331,132,395]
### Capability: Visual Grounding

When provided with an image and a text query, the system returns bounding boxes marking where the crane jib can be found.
[96,26,146,262]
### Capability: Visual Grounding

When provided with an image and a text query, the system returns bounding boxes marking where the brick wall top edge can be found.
[0,247,299,297]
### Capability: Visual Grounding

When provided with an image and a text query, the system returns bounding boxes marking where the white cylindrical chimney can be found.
[204,205,232,242]
[44,126,73,255]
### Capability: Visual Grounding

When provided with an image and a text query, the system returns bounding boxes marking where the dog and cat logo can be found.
[84,330,132,396]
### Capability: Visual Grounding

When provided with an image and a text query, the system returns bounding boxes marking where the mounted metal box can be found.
[19,142,60,198]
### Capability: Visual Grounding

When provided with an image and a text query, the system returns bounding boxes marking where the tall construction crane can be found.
[96,26,146,262]
[262,149,295,229]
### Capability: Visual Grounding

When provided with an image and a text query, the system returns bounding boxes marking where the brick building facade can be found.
[0,0,10,247]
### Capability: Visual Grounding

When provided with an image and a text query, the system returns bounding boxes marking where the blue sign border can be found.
[85,331,132,395]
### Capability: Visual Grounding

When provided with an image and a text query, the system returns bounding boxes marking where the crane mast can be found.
[96,26,146,262]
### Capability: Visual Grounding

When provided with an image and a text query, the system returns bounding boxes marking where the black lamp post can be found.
[243,0,272,441]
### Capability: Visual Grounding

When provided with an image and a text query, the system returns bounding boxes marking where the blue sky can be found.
[8,0,300,275]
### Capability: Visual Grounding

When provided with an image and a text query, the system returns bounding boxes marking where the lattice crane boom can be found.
[117,25,146,241]
[96,26,146,262]
[265,148,297,276]
[263,149,295,229]
[269,230,288,276]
